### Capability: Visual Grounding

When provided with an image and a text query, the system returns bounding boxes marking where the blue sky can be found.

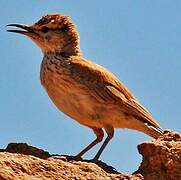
[1,1,181,173]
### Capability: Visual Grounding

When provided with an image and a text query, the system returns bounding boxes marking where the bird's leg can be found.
[76,127,104,158]
[92,125,114,161]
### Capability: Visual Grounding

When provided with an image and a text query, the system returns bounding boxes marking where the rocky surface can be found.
[0,130,180,180]
[136,130,181,180]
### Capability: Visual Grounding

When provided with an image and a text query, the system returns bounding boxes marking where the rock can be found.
[0,143,50,159]
[0,130,180,179]
[136,130,181,180]
[0,153,142,180]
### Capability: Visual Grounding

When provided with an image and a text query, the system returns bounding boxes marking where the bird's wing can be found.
[69,57,160,128]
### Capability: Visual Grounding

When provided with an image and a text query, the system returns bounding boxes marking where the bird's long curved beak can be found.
[6,24,34,35]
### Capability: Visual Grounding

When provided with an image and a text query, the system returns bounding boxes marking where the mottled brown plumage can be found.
[7,14,163,160]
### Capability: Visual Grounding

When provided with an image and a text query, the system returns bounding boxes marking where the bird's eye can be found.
[60,26,68,32]
[41,26,49,33]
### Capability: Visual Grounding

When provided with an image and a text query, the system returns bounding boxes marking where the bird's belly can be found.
[41,72,133,129]
[41,74,104,127]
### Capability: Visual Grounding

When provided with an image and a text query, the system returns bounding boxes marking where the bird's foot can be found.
[85,158,118,174]
[63,154,83,161]
[51,154,83,161]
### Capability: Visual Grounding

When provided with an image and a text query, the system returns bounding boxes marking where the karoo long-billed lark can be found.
[7,14,163,160]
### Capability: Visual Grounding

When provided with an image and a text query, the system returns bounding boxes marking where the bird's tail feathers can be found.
[144,123,163,139]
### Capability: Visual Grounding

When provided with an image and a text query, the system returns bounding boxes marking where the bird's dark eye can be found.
[60,26,68,32]
[41,26,49,33]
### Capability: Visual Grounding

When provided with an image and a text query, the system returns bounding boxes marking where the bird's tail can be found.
[143,123,163,139]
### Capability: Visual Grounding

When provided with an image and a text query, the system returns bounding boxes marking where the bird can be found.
[7,14,163,161]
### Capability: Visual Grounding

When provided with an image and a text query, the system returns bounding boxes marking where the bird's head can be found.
[7,14,81,56]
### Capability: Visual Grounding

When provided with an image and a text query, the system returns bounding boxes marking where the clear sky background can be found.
[1,1,181,173]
